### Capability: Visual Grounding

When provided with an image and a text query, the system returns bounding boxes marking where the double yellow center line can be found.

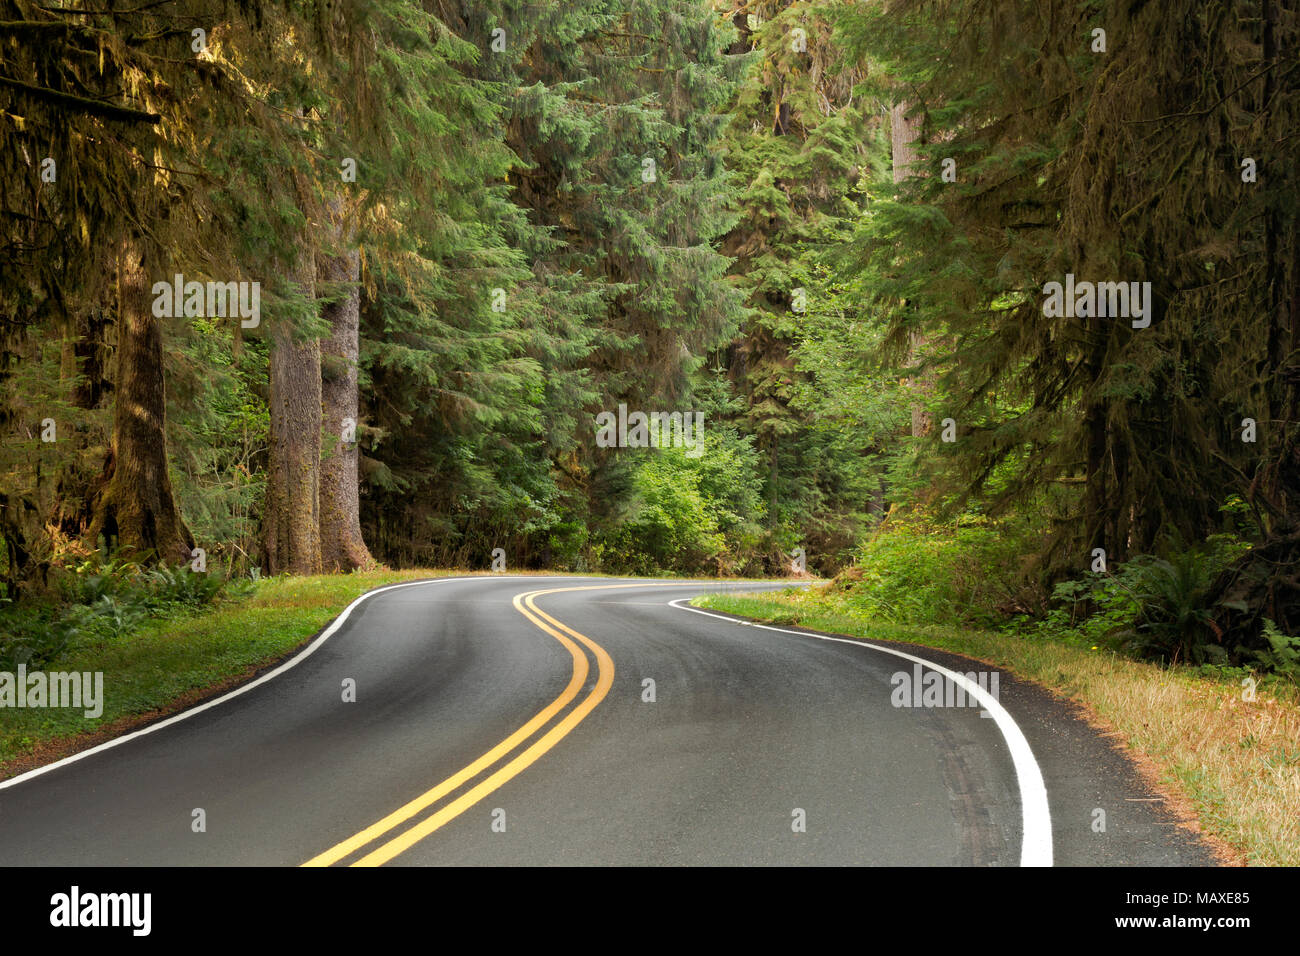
[302,582,661,867]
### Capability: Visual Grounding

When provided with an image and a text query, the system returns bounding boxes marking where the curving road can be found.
[0,575,1214,866]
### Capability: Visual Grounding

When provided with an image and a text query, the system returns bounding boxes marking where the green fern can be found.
[1114,552,1221,665]
[1250,620,1300,684]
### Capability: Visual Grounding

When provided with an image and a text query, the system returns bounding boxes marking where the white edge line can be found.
[667,597,1054,868]
[0,575,557,792]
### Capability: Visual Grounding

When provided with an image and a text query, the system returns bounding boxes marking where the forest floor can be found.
[696,588,1300,867]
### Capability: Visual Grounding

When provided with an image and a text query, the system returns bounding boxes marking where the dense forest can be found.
[2,0,1298,676]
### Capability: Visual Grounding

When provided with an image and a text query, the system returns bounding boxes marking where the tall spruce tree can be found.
[712,0,884,567]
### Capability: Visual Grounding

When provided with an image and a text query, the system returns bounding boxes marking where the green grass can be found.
[695,586,1300,866]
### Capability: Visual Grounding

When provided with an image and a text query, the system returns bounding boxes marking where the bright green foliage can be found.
[606,452,728,576]
[712,0,889,567]
[602,409,767,575]
[827,510,1043,629]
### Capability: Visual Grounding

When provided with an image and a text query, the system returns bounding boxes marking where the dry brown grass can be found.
[1073,657,1300,865]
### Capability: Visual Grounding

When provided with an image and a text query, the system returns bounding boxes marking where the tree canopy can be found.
[2,0,1296,668]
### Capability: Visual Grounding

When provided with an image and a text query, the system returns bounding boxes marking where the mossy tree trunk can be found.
[317,203,372,572]
[264,242,323,575]
[86,236,193,564]
[892,102,932,440]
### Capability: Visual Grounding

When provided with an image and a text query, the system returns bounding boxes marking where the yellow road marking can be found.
[303,582,673,867]
[301,590,587,867]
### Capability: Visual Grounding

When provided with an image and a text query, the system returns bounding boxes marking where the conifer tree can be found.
[833,0,1300,646]
[712,0,883,564]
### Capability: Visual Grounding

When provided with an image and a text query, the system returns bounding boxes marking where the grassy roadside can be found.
[0,565,710,781]
[695,587,1300,867]
[0,569,458,778]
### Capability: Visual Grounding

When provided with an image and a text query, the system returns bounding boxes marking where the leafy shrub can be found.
[542,521,590,572]
[832,511,1045,628]
[599,438,762,576]
[1112,552,1222,664]
[1038,535,1253,664]
[1,554,249,670]
[139,564,228,609]
[87,594,151,640]
[0,606,74,670]
[605,457,726,575]
[60,558,142,605]
[1035,573,1141,647]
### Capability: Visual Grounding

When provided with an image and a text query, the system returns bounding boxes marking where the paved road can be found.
[0,575,1215,865]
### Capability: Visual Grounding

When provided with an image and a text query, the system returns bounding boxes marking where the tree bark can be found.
[86,236,193,563]
[264,242,323,575]
[317,207,372,571]
[890,102,922,182]
[892,101,932,438]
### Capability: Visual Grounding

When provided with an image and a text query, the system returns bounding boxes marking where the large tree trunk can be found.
[892,102,932,439]
[317,207,372,571]
[890,102,922,181]
[86,236,193,563]
[1202,0,1300,648]
[264,243,323,575]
